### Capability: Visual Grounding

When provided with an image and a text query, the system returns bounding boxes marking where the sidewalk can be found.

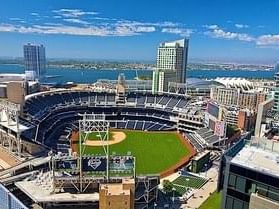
[180,166,219,209]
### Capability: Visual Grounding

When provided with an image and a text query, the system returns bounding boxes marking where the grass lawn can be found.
[173,175,207,189]
[199,192,222,209]
[81,130,190,175]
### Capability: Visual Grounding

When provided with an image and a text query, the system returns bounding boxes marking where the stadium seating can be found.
[184,133,205,152]
[24,91,190,119]
[22,90,192,150]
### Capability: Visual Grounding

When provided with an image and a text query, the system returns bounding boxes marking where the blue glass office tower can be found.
[23,43,46,79]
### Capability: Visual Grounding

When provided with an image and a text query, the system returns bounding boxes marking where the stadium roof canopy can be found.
[214,77,254,90]
[186,78,225,89]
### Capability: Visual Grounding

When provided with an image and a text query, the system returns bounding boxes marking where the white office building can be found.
[152,39,189,93]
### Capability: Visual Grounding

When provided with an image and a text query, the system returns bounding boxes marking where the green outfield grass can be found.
[81,130,190,175]
[199,192,222,209]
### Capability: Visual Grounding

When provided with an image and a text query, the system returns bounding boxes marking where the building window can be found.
[225,196,233,209]
[236,176,246,192]
[233,198,243,209]
[225,195,247,209]
[229,174,236,187]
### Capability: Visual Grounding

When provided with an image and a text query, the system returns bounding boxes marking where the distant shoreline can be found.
[0,63,275,72]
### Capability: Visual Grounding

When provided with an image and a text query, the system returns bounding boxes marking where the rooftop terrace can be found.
[231,138,279,177]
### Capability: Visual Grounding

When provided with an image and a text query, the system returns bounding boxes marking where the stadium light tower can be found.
[172,187,176,204]
[78,113,110,191]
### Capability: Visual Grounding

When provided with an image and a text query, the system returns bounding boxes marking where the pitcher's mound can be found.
[84,131,126,146]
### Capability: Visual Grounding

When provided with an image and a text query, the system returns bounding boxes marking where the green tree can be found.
[226,124,238,138]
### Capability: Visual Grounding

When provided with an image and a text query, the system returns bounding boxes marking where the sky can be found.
[0,0,279,63]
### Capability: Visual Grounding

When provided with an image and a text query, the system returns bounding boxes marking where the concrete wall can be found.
[7,81,27,105]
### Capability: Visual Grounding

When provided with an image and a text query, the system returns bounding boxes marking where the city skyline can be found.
[0,0,279,63]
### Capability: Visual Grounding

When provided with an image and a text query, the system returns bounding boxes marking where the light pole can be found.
[172,187,176,204]
[186,178,190,191]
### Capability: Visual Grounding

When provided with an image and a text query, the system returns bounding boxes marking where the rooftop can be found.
[160,39,187,47]
[100,183,130,196]
[231,139,279,177]
[187,78,224,89]
[100,178,134,196]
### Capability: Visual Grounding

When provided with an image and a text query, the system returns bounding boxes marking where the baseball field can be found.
[72,130,195,176]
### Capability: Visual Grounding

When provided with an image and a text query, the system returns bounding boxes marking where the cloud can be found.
[206,28,254,42]
[0,22,155,37]
[9,17,23,21]
[205,25,255,42]
[155,21,180,27]
[0,24,16,32]
[235,24,249,29]
[133,26,155,33]
[63,18,89,25]
[0,7,186,38]
[161,28,193,37]
[0,23,110,36]
[204,24,219,30]
[112,21,156,35]
[205,24,279,47]
[256,34,279,46]
[90,17,112,21]
[113,25,155,36]
[53,9,98,18]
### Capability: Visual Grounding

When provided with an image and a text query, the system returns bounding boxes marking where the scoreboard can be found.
[53,155,135,174]
[109,156,134,172]
[82,156,107,172]
[55,159,78,172]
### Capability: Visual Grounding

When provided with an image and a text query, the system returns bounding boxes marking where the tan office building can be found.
[99,179,135,209]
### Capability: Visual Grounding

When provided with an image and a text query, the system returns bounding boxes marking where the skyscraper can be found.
[23,43,46,79]
[152,39,189,93]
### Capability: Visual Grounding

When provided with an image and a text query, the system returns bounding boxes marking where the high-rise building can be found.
[23,43,46,79]
[275,62,279,72]
[273,72,279,112]
[219,137,279,209]
[152,39,189,93]
[211,87,266,110]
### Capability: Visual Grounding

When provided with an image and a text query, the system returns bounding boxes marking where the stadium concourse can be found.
[0,88,213,209]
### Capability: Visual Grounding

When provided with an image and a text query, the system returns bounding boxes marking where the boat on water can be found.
[44,75,62,79]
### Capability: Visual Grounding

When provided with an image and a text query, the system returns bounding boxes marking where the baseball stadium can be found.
[0,77,222,209]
